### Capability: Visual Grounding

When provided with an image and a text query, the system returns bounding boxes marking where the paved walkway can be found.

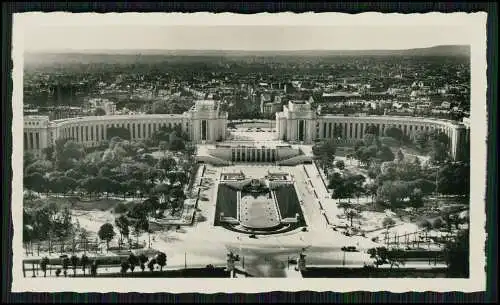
[303,164,342,227]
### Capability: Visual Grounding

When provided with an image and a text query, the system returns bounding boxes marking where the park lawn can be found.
[71,198,126,211]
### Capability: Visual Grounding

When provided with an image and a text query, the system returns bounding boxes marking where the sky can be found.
[17,12,477,52]
[22,25,472,52]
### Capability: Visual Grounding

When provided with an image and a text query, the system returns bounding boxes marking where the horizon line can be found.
[24,44,470,54]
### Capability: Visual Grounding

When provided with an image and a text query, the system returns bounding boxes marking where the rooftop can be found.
[194,99,218,111]
[290,100,307,104]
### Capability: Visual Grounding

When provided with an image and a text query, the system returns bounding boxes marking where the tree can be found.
[419,219,433,231]
[25,160,53,176]
[414,131,428,149]
[368,247,389,267]
[40,257,49,277]
[363,133,377,146]
[433,217,444,230]
[409,188,424,208]
[156,252,167,271]
[376,145,395,162]
[169,171,189,186]
[367,162,382,179]
[365,182,379,204]
[54,140,84,171]
[115,215,130,248]
[444,229,469,277]
[24,172,47,193]
[158,157,177,173]
[139,216,152,248]
[128,253,139,273]
[429,141,449,164]
[170,139,186,151]
[127,202,148,220]
[170,186,186,200]
[90,260,98,277]
[312,140,336,170]
[382,217,396,232]
[335,160,345,170]
[120,261,130,276]
[51,176,77,195]
[354,140,366,152]
[410,179,435,195]
[327,172,343,190]
[337,201,352,216]
[428,129,450,148]
[159,141,168,156]
[139,254,148,272]
[364,124,379,136]
[106,127,131,141]
[147,258,157,272]
[387,248,406,269]
[70,255,79,277]
[333,174,365,204]
[24,151,37,169]
[51,207,73,240]
[396,149,405,163]
[184,143,196,156]
[81,254,90,276]
[98,223,115,251]
[98,166,113,179]
[333,179,355,203]
[94,107,106,116]
[346,208,360,227]
[62,257,70,277]
[376,180,410,206]
[132,218,145,247]
[437,162,470,195]
[384,126,404,143]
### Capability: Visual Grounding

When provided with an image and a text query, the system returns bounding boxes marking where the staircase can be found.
[277,155,313,166]
[195,155,232,166]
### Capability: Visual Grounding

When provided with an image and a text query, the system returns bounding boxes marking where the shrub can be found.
[114,203,128,214]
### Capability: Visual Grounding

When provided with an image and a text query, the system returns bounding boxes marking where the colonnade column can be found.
[83,125,87,143]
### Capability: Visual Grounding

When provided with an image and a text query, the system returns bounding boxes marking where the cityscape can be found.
[21,26,471,279]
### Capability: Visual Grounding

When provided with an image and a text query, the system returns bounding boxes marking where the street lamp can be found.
[341,247,347,266]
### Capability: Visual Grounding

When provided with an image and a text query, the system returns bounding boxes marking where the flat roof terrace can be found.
[215,143,292,149]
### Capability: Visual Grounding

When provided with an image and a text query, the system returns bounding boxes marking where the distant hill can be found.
[23,45,470,67]
[26,45,470,57]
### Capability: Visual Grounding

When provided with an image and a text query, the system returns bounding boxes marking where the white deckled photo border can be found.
[10,12,488,293]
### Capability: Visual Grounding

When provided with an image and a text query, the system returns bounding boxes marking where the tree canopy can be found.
[98,223,115,249]
[94,107,106,116]
[444,229,469,277]
[384,126,404,143]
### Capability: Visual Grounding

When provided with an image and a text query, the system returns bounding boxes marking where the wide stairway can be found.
[277,155,313,166]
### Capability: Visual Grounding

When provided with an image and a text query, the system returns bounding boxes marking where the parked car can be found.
[341,246,359,252]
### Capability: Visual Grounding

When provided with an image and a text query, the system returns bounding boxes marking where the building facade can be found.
[24,99,470,161]
[24,100,228,157]
[276,100,470,161]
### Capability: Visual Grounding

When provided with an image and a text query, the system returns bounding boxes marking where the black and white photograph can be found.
[11,12,487,293]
